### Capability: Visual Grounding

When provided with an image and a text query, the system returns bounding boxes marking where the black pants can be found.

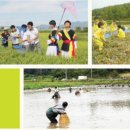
[29,43,41,53]
[46,112,58,123]
[2,42,8,48]
[52,92,60,99]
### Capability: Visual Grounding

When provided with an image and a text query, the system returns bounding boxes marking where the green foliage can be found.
[93,3,130,20]
[24,78,130,90]
[24,69,130,89]
[24,69,130,80]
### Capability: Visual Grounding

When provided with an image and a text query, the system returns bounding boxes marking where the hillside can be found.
[37,21,88,31]
[93,3,130,20]
[0,21,88,31]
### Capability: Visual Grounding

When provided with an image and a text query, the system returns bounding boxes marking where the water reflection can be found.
[47,123,57,129]
[47,114,70,129]
[54,98,59,105]
[111,100,130,109]
[24,87,130,129]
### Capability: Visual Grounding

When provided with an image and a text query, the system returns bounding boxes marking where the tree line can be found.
[24,69,130,80]
[93,3,130,20]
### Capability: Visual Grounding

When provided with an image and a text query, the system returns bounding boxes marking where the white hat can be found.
[3,27,9,30]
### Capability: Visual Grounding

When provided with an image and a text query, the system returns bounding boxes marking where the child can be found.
[110,20,117,35]
[58,20,77,58]
[93,17,99,33]
[94,22,106,51]
[1,27,10,48]
[117,25,125,39]
[101,19,108,33]
[46,20,60,56]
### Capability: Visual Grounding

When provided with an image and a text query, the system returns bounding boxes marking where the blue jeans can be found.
[12,44,22,49]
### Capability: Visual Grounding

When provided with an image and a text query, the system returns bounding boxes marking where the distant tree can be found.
[83,27,88,32]
[76,27,81,31]
[24,69,130,80]
[93,3,130,20]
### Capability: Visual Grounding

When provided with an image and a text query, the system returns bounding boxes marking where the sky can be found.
[93,0,130,9]
[0,0,88,26]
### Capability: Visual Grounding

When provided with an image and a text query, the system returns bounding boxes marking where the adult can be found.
[46,102,68,124]
[26,21,41,53]
[10,25,21,49]
[52,87,60,99]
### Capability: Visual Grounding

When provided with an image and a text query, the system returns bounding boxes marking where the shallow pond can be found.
[24,87,130,129]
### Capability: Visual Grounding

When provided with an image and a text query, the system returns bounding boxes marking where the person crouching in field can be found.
[20,24,30,52]
[26,22,41,53]
[46,20,60,56]
[58,20,77,58]
[110,20,117,35]
[10,25,21,49]
[93,17,99,33]
[117,25,125,39]
[101,19,108,33]
[1,27,10,48]
[46,102,68,124]
[93,22,106,51]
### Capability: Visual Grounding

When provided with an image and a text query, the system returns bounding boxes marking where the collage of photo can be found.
[0,0,130,130]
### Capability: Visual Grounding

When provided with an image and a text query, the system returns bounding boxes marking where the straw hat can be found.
[3,27,9,30]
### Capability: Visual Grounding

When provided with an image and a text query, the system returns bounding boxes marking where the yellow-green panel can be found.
[0,69,20,128]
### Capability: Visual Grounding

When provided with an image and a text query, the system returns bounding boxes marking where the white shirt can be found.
[21,32,29,46]
[10,29,20,45]
[52,27,57,31]
[52,105,65,114]
[54,88,59,92]
[26,28,39,44]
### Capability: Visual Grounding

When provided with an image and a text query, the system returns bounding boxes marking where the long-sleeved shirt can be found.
[118,28,125,39]
[47,28,58,46]
[52,105,65,114]
[47,105,66,117]
[94,28,105,42]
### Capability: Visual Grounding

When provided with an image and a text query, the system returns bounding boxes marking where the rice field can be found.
[93,23,130,64]
[0,32,88,64]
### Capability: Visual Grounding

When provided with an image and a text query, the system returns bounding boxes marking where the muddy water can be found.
[24,87,130,129]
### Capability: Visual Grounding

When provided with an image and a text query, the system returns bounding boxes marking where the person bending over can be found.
[46,102,68,124]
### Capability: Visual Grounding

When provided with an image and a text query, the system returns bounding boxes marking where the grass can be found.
[92,22,130,64]
[0,31,88,64]
[93,33,130,64]
[24,78,130,90]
